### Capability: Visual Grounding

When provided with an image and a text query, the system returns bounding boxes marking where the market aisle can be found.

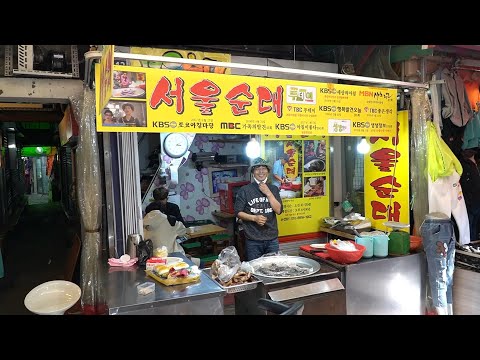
[0,202,77,315]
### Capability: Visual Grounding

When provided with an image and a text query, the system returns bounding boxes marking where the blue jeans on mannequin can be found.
[245,238,279,261]
[420,218,456,314]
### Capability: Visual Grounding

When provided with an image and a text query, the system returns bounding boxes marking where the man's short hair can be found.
[282,153,289,161]
[122,103,134,111]
[152,187,169,201]
[104,109,113,116]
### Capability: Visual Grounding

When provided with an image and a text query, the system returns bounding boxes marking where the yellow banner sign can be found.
[99,45,114,110]
[262,135,330,237]
[364,111,410,231]
[96,65,397,136]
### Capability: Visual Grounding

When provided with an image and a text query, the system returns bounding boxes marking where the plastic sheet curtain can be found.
[410,88,431,236]
[70,87,106,314]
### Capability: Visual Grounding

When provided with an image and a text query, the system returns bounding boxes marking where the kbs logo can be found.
[275,124,290,130]
[353,121,370,128]
[220,122,241,129]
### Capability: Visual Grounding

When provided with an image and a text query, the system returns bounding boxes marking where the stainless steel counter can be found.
[106,253,225,315]
[234,261,347,315]
[299,250,427,315]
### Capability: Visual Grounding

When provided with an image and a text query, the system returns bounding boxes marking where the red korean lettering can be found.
[190,79,221,115]
[286,168,296,175]
[370,148,401,172]
[286,148,296,157]
[370,201,401,222]
[370,175,401,198]
[371,201,388,220]
[257,86,284,118]
[369,136,389,144]
[225,83,253,116]
[150,76,185,114]
[387,202,401,222]
[392,121,400,146]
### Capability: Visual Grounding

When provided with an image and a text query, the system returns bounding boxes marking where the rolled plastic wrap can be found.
[70,87,106,314]
[410,88,431,236]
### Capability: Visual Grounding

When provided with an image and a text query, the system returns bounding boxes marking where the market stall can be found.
[86,47,430,316]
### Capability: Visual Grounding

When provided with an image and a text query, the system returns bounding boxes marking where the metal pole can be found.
[84,50,429,90]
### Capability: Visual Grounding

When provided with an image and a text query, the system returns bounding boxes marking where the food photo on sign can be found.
[304,138,327,173]
[112,70,147,99]
[304,176,326,197]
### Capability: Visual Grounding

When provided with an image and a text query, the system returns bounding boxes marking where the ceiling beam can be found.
[0,111,62,123]
[0,77,83,104]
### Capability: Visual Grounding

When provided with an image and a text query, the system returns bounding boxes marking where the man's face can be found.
[123,106,133,115]
[104,112,113,121]
[253,166,269,182]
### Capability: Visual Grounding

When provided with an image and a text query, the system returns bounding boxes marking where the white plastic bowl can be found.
[24,280,81,315]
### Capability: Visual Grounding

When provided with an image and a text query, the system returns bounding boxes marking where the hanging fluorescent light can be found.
[356,137,370,154]
[245,137,261,159]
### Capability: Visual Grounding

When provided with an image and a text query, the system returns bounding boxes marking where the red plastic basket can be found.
[325,241,366,264]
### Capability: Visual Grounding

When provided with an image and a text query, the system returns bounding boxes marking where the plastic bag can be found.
[137,239,153,267]
[213,246,241,283]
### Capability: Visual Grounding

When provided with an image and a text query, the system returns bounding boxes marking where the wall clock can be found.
[163,133,189,158]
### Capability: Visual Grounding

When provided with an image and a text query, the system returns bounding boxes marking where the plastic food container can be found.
[137,282,155,296]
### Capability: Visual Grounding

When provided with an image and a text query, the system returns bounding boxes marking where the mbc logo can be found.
[220,122,241,129]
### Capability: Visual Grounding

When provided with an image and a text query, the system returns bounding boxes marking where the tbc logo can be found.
[220,122,241,129]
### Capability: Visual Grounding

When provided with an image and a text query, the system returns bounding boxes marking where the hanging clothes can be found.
[427,121,470,244]
[462,111,480,150]
[441,67,474,127]
[463,78,480,113]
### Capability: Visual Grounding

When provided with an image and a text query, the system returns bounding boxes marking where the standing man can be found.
[234,157,283,260]
[272,153,289,188]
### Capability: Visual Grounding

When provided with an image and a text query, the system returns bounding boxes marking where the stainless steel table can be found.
[234,260,346,315]
[106,253,225,315]
[300,250,427,315]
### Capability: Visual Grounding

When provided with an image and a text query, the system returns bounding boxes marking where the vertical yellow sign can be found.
[262,135,330,237]
[99,45,114,110]
[364,111,410,232]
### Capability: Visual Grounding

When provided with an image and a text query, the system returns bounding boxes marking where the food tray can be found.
[203,268,262,294]
[248,255,320,279]
[215,276,261,294]
[145,270,201,286]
